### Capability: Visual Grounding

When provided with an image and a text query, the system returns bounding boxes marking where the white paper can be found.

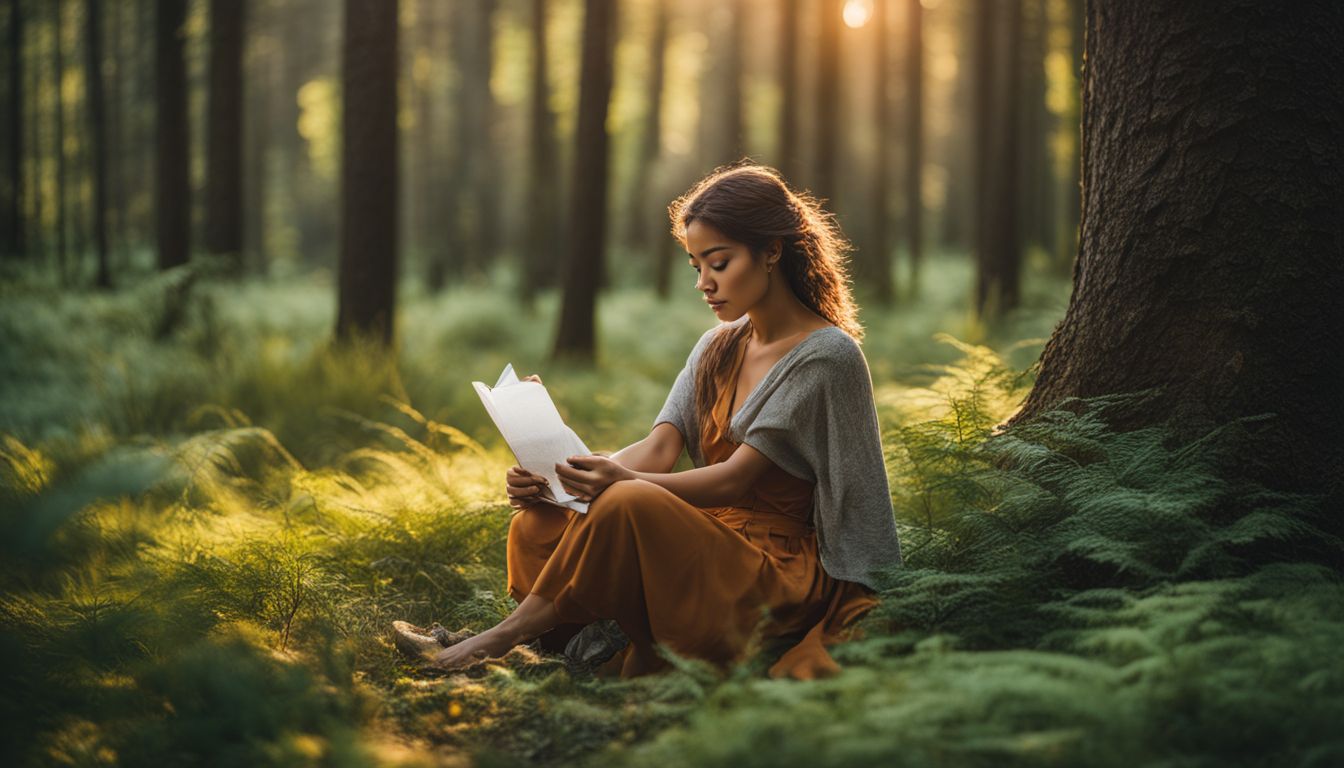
[473,364,591,513]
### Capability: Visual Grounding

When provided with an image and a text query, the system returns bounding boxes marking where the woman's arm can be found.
[608,422,684,474]
[557,442,777,509]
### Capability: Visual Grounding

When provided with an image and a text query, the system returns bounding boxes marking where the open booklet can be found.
[473,364,591,513]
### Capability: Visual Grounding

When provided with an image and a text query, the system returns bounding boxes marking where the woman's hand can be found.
[555,455,633,503]
[506,464,550,510]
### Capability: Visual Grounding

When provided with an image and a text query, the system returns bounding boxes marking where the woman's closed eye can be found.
[690,261,729,273]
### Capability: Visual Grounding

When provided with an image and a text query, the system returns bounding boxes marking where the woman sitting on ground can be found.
[395,163,903,680]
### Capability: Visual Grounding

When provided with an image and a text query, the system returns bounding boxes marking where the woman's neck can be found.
[745,283,828,345]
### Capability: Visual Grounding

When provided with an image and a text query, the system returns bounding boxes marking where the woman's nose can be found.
[695,272,712,291]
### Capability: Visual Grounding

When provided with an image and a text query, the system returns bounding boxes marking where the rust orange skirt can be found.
[507,483,878,679]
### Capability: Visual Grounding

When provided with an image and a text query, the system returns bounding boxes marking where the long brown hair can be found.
[666,162,863,446]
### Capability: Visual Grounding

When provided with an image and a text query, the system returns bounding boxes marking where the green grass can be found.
[3,256,1340,767]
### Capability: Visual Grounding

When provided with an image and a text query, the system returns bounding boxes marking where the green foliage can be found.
[1,266,1338,766]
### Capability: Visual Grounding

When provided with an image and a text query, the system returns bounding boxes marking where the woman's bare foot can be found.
[429,623,522,669]
[428,593,561,670]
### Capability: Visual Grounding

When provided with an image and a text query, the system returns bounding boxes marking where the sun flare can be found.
[843,0,873,29]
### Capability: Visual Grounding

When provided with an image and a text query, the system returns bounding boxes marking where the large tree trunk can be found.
[205,0,245,274]
[521,0,560,306]
[552,0,616,361]
[336,0,398,346]
[4,0,22,258]
[86,0,110,287]
[1008,1,1344,508]
[155,0,190,271]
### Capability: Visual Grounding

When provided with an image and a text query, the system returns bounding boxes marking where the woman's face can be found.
[684,219,774,322]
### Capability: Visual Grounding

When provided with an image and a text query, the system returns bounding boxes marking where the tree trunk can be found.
[108,0,127,269]
[638,0,673,300]
[155,0,190,271]
[521,0,560,306]
[86,0,110,287]
[1007,1,1344,508]
[904,0,923,294]
[205,0,245,274]
[1056,0,1083,274]
[54,0,68,280]
[976,0,1022,319]
[776,0,799,182]
[854,0,893,302]
[552,0,616,361]
[4,0,22,258]
[813,0,840,206]
[336,0,399,346]
[719,0,745,163]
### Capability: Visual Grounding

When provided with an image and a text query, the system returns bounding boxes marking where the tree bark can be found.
[1008,1,1344,507]
[205,0,245,274]
[628,0,668,289]
[552,0,616,361]
[336,0,399,346]
[155,0,190,271]
[86,0,111,287]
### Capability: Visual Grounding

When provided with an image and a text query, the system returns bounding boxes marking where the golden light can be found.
[843,0,874,29]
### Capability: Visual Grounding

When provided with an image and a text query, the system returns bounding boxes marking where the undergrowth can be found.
[2,265,1339,766]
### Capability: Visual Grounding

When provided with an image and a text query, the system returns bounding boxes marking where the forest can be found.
[1,0,1341,766]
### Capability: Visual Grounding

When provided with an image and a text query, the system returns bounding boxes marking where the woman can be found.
[398,164,902,679]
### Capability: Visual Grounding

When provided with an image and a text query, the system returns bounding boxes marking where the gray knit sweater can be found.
[653,318,903,590]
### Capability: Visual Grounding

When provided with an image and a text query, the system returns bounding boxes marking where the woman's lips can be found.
[707,299,726,309]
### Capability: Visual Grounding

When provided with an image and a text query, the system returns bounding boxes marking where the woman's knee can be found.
[508,502,571,547]
[588,479,660,521]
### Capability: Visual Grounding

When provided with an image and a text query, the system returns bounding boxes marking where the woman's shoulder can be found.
[799,326,867,370]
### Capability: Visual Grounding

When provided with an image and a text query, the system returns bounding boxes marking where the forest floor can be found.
[3,255,1342,767]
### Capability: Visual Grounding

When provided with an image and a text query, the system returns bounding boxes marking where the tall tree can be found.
[205,0,245,274]
[336,0,399,345]
[86,0,110,287]
[53,0,68,279]
[813,0,840,205]
[417,0,446,291]
[628,0,669,293]
[775,0,799,181]
[1007,1,1344,509]
[720,0,745,162]
[552,0,616,361]
[854,0,893,302]
[975,0,1023,319]
[903,0,924,292]
[458,0,498,280]
[155,0,190,270]
[4,0,22,258]
[521,0,560,305]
